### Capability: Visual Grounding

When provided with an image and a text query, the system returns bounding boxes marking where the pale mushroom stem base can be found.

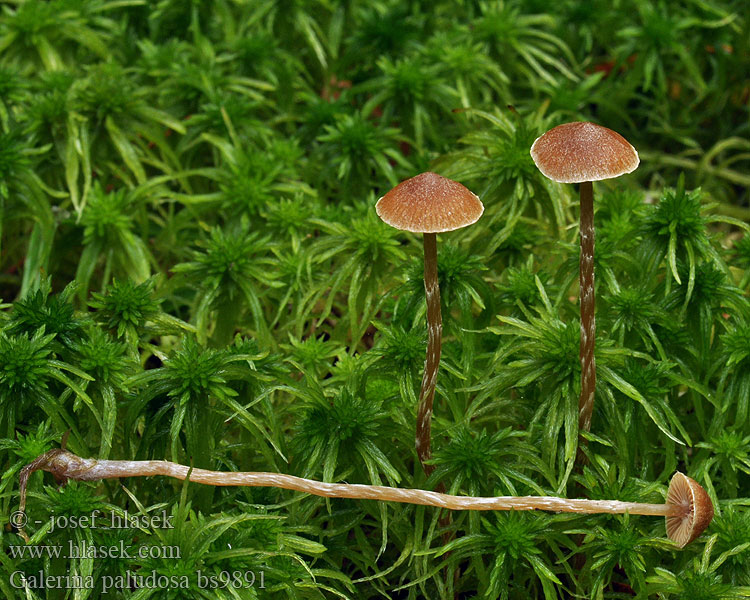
[19,449,684,515]
[578,180,596,434]
[416,232,442,478]
[18,450,709,548]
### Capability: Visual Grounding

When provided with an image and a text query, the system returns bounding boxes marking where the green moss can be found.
[1,1,749,597]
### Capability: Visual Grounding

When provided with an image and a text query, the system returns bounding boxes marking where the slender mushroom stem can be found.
[18,449,683,516]
[18,451,713,547]
[578,180,596,433]
[416,231,442,477]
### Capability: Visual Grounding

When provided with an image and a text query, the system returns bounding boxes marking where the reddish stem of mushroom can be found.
[416,232,442,477]
[578,181,596,433]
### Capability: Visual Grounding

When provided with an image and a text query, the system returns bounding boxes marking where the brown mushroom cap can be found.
[665,471,714,548]
[530,122,639,184]
[375,172,484,233]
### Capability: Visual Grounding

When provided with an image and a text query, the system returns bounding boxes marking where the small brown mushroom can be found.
[376,172,483,476]
[530,122,639,435]
[18,450,712,548]
[665,471,715,548]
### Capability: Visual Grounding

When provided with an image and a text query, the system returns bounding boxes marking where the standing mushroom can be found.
[530,122,639,434]
[375,172,483,477]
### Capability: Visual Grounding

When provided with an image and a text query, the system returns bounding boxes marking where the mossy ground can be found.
[1,1,749,598]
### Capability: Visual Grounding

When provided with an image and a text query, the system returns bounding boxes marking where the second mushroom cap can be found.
[375,172,484,234]
[530,121,640,184]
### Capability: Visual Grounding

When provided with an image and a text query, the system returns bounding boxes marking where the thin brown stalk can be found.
[416,231,442,477]
[578,180,596,434]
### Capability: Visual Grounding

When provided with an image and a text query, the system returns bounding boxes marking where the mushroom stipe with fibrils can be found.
[375,172,483,477]
[18,448,713,548]
[530,122,640,435]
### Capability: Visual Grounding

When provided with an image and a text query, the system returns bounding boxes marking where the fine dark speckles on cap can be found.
[530,122,640,184]
[375,172,484,233]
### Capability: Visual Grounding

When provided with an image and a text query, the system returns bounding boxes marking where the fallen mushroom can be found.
[530,122,639,434]
[375,172,483,477]
[17,449,712,548]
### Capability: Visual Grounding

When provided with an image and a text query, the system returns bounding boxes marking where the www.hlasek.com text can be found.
[9,539,180,560]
